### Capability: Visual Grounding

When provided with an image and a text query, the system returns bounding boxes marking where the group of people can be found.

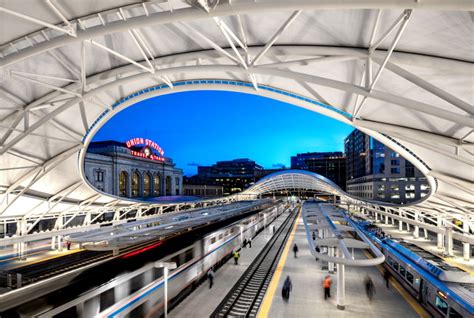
[280,267,392,303]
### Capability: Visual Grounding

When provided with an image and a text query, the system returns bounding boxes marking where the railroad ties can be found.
[211,207,299,318]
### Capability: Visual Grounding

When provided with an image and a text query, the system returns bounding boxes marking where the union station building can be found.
[84,139,183,198]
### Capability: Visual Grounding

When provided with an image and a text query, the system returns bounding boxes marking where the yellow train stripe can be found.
[363,250,430,318]
[257,206,301,318]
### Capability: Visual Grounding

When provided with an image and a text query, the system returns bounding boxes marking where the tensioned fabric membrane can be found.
[0,1,472,228]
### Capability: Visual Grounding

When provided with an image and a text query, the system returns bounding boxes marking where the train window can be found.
[399,266,406,277]
[210,237,216,244]
[392,261,399,271]
[435,296,448,314]
[449,307,463,318]
[218,234,223,240]
[406,272,414,284]
[184,248,194,263]
[387,256,393,266]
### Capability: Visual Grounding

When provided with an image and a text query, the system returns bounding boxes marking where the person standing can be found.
[281,275,293,302]
[248,237,252,248]
[315,246,321,261]
[323,275,332,300]
[207,267,215,289]
[293,243,299,258]
[233,250,240,265]
[383,269,390,289]
[364,275,375,301]
[66,241,71,250]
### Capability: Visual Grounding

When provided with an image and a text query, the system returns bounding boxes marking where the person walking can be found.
[293,243,299,258]
[66,241,71,250]
[233,250,240,265]
[248,237,252,248]
[315,246,321,261]
[207,267,215,289]
[323,275,332,300]
[281,275,293,302]
[364,275,375,301]
[383,269,390,289]
[243,238,248,248]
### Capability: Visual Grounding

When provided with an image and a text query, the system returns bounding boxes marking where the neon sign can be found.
[125,138,165,162]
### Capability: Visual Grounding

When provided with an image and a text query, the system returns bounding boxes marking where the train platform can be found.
[358,213,474,274]
[0,240,80,271]
[170,208,291,317]
[256,213,427,318]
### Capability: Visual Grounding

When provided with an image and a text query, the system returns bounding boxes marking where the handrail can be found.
[302,202,385,267]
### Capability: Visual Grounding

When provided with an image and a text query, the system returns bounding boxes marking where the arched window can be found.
[132,171,140,197]
[143,173,152,197]
[166,176,172,196]
[153,174,161,196]
[119,171,128,197]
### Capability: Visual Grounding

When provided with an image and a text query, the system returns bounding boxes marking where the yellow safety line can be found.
[7,249,82,270]
[363,250,430,318]
[257,206,301,318]
[441,257,474,276]
[0,249,46,264]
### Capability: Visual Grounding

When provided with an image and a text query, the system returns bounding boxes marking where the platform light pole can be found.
[155,261,177,318]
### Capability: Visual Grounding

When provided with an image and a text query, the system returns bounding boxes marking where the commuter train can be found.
[26,203,291,317]
[358,221,474,318]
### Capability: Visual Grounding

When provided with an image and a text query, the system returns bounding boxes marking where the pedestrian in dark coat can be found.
[293,243,299,258]
[281,275,293,301]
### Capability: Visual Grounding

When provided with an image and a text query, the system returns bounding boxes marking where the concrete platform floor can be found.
[170,209,291,318]
[257,213,425,318]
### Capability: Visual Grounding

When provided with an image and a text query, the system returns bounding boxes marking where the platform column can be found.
[328,248,334,273]
[444,225,453,256]
[413,212,419,239]
[336,248,345,310]
[463,217,471,261]
[51,236,56,250]
[437,217,444,250]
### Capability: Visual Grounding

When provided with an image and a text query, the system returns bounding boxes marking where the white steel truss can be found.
[0,1,472,242]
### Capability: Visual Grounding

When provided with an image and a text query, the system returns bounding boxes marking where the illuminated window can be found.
[132,172,140,197]
[143,173,151,197]
[435,296,448,314]
[153,175,161,196]
[94,170,104,182]
[119,171,128,197]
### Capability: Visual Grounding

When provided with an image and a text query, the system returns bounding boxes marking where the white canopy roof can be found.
[0,1,472,223]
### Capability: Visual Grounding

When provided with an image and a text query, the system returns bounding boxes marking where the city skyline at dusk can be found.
[92,90,354,175]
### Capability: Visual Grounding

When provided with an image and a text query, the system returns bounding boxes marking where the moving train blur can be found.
[0,200,281,316]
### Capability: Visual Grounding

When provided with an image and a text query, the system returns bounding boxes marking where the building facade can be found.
[345,130,429,204]
[84,140,183,198]
[196,159,263,195]
[290,152,346,190]
[182,184,224,198]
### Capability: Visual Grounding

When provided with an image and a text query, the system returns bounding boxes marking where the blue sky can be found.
[92,91,354,176]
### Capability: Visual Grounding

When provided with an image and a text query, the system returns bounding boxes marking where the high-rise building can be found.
[344,130,429,204]
[196,159,263,195]
[290,152,346,190]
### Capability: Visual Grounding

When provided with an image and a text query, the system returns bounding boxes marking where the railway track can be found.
[211,207,299,318]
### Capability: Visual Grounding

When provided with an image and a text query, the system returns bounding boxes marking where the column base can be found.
[337,304,345,310]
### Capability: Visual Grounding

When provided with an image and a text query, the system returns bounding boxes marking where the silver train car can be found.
[34,204,289,317]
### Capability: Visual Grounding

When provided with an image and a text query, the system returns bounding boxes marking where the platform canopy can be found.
[0,1,472,225]
[241,170,344,198]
